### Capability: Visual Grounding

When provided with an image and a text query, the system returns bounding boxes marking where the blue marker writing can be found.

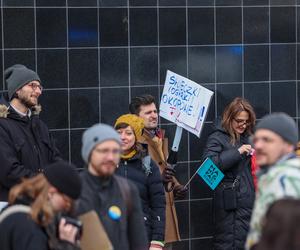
[200,106,205,118]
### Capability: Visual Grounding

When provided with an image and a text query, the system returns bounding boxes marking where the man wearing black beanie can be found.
[246,112,300,250]
[0,64,62,204]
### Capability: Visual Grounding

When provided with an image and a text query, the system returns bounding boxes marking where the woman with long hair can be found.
[0,161,82,250]
[114,114,166,250]
[202,97,256,250]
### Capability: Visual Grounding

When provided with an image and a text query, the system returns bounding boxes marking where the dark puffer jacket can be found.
[0,200,79,250]
[202,126,255,250]
[0,97,61,201]
[115,155,166,242]
[76,171,148,250]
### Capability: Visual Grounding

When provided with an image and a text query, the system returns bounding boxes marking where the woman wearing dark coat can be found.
[114,114,166,250]
[202,97,256,250]
[0,161,82,250]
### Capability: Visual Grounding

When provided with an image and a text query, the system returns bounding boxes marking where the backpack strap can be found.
[142,155,152,176]
[114,175,133,216]
[0,204,31,224]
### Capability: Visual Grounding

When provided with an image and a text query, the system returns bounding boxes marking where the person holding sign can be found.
[114,114,166,250]
[129,95,187,248]
[202,97,256,250]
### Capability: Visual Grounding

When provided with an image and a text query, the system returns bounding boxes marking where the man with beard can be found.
[0,64,61,203]
[245,113,300,250]
[129,95,187,249]
[76,123,148,250]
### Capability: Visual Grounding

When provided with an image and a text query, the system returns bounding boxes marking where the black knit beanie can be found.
[44,161,82,200]
[256,112,298,147]
[4,64,41,100]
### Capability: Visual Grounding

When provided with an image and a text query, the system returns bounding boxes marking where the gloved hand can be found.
[162,164,176,184]
[173,184,188,199]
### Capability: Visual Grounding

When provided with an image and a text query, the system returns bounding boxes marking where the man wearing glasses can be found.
[0,64,61,205]
[77,123,148,250]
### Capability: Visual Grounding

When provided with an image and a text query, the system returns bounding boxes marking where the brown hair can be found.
[115,122,146,158]
[9,174,54,226]
[256,199,300,250]
[129,94,156,115]
[221,97,256,145]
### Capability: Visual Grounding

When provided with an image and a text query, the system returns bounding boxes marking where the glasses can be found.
[233,118,250,126]
[27,82,43,92]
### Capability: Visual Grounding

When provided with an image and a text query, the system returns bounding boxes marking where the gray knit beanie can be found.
[256,112,298,147]
[81,123,121,164]
[4,64,41,100]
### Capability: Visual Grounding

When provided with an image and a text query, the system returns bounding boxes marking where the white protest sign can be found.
[159,70,214,137]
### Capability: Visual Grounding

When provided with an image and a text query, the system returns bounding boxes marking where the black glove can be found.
[162,165,176,184]
[173,185,188,199]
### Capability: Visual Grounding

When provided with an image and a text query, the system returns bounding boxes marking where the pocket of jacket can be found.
[14,139,25,160]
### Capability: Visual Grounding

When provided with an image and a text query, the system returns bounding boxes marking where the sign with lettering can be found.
[197,158,224,190]
[159,70,214,137]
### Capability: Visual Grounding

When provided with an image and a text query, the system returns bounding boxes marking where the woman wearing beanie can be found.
[202,97,256,250]
[0,161,82,250]
[114,114,166,250]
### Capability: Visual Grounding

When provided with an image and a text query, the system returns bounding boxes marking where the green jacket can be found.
[245,157,300,250]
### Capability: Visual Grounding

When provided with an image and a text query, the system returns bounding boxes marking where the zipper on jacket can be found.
[124,160,128,178]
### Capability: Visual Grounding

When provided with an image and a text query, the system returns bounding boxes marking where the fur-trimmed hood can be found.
[0,95,42,118]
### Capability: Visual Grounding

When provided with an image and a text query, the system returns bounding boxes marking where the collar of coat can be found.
[0,103,42,118]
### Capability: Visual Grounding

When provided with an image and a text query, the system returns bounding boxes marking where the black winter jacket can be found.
[0,97,61,201]
[76,170,148,250]
[202,126,255,250]
[115,155,166,242]
[0,205,79,250]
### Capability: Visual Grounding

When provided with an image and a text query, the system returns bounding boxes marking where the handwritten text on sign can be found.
[160,71,202,128]
[159,70,214,137]
[162,75,200,116]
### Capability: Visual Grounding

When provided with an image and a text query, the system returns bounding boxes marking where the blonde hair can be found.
[221,97,256,145]
[9,174,55,226]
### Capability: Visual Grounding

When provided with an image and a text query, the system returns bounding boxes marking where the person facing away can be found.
[129,94,187,248]
[0,64,61,202]
[202,97,256,250]
[245,112,300,250]
[0,161,82,250]
[114,114,166,250]
[76,123,148,250]
[255,198,300,250]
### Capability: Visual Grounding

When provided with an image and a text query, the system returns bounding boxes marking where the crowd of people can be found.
[0,64,299,250]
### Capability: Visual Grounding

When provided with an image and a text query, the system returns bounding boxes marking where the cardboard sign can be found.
[159,70,214,137]
[197,158,224,190]
[79,210,113,250]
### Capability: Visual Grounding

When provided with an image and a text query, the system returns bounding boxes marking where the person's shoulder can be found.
[114,175,139,193]
[207,129,228,141]
[266,158,300,181]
